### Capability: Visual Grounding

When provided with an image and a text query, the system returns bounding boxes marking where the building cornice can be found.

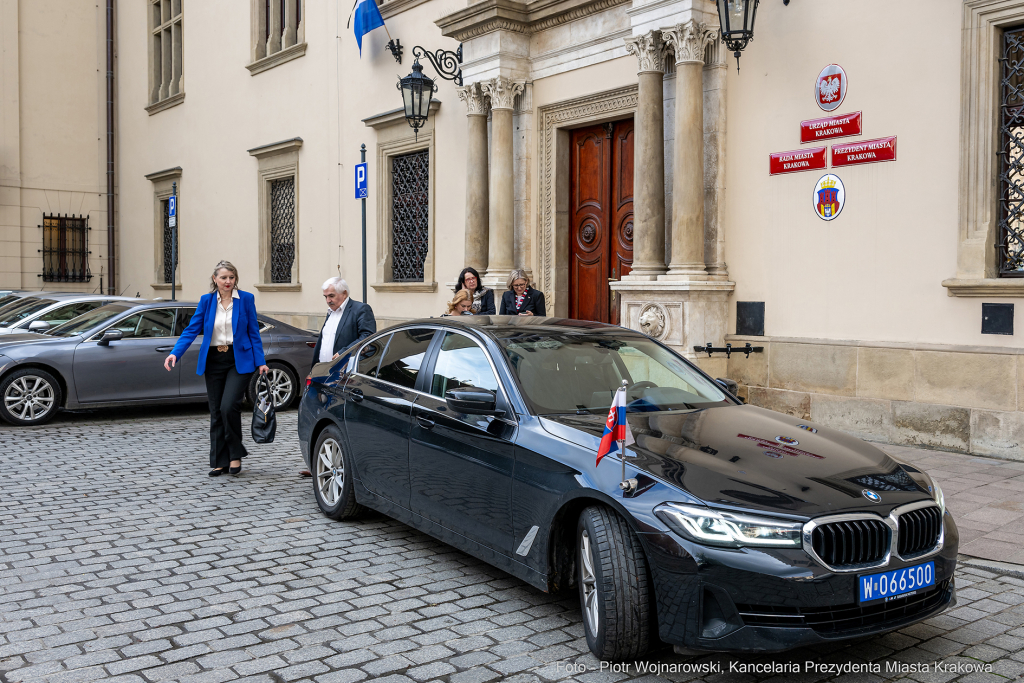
[144,166,182,182]
[247,137,304,158]
[362,100,441,129]
[437,0,631,42]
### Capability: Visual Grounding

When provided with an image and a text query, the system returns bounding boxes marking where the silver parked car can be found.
[0,293,139,334]
[0,300,318,426]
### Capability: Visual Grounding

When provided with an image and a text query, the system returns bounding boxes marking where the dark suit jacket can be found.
[311,298,376,368]
[499,288,546,316]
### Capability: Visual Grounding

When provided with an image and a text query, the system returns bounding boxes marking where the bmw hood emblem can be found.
[862,489,881,503]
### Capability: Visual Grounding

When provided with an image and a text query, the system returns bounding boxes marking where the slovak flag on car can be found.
[596,387,634,467]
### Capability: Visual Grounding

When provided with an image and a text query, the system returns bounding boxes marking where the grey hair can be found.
[506,269,529,291]
[322,277,349,295]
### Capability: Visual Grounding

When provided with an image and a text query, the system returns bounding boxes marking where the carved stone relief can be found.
[624,30,665,74]
[661,21,716,65]
[638,303,667,339]
[482,77,526,110]
[456,82,489,116]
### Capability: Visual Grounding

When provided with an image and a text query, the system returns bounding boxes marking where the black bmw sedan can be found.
[298,317,957,661]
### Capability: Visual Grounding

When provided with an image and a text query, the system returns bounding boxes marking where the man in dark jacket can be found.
[310,277,376,371]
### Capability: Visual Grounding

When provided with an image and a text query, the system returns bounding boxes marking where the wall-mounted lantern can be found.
[715,0,760,72]
[396,45,463,138]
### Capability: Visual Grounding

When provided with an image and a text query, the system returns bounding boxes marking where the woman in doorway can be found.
[443,289,474,316]
[499,268,546,316]
[163,261,268,476]
[454,267,495,315]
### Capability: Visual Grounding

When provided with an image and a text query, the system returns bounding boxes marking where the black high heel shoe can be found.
[209,468,226,477]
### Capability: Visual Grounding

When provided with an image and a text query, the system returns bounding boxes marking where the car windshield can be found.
[497,332,732,415]
[0,298,56,327]
[47,304,134,337]
[0,294,19,311]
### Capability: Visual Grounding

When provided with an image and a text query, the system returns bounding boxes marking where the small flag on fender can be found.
[596,387,634,467]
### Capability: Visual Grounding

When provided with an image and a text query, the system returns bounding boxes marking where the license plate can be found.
[858,561,934,603]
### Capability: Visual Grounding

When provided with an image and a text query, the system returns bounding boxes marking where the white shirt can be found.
[319,297,350,363]
[211,290,239,346]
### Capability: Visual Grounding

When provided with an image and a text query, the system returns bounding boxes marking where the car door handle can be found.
[347,388,363,402]
[417,416,435,430]
[156,346,173,352]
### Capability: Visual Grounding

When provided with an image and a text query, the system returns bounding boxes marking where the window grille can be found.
[391,150,430,282]
[261,0,303,59]
[999,26,1024,276]
[270,177,296,283]
[149,0,183,105]
[161,199,175,283]
[41,214,91,283]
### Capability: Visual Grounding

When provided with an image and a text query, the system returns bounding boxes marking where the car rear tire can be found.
[247,361,298,410]
[0,368,62,426]
[577,505,651,661]
[312,425,364,520]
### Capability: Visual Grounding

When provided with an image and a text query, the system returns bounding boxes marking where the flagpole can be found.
[616,380,636,494]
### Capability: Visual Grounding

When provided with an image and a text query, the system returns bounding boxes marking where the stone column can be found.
[284,0,297,48]
[624,31,667,280]
[662,21,716,280]
[481,76,525,284]
[268,0,282,54]
[457,82,490,273]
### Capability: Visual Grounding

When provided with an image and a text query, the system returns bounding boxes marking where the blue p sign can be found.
[168,195,177,227]
[355,163,368,199]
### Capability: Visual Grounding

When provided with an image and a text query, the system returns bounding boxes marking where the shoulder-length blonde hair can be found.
[506,268,530,292]
[210,260,240,293]
[446,289,472,314]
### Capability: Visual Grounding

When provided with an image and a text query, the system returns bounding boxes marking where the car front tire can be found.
[248,361,298,409]
[0,368,62,426]
[577,505,652,661]
[312,425,364,520]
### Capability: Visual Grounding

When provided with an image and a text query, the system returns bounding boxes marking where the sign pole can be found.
[360,144,367,303]
[169,182,177,302]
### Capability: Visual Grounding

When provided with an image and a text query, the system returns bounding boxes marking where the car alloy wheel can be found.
[577,506,651,661]
[249,362,298,409]
[311,425,364,520]
[0,368,62,426]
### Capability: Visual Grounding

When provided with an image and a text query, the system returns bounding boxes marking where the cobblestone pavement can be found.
[2,407,1024,683]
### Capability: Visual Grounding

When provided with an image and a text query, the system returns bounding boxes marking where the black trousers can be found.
[204,347,252,468]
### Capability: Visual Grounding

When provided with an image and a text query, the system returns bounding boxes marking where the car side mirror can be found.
[28,320,50,332]
[445,388,502,416]
[97,329,123,346]
[715,377,739,395]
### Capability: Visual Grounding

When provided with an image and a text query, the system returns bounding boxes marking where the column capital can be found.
[457,82,490,116]
[481,77,525,111]
[624,30,665,74]
[661,21,717,66]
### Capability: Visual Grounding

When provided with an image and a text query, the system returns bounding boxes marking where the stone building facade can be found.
[3,0,1024,459]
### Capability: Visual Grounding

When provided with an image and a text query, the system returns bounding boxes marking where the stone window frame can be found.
[247,0,306,75]
[145,166,182,292]
[248,138,303,291]
[146,0,185,115]
[364,102,441,293]
[945,0,1024,296]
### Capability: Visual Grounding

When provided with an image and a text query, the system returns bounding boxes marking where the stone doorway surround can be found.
[536,85,639,318]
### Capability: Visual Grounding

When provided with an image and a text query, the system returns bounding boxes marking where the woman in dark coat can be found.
[498,268,546,316]
[455,267,496,315]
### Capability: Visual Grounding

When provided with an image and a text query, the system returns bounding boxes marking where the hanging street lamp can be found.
[396,45,463,138]
[715,0,760,72]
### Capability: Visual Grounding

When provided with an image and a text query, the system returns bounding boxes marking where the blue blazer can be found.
[171,290,267,375]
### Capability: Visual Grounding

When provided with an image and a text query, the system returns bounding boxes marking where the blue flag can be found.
[352,0,385,54]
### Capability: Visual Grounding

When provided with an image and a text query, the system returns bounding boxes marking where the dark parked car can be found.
[0,301,318,425]
[299,317,957,661]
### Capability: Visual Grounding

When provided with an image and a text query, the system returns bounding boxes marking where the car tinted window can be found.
[430,333,499,397]
[0,295,18,310]
[0,298,56,326]
[357,336,388,377]
[174,308,198,336]
[36,301,104,325]
[376,328,435,389]
[48,304,133,337]
[107,309,175,339]
[498,333,729,415]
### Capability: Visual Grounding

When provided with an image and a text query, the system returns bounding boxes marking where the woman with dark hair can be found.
[164,260,268,477]
[498,268,546,316]
[454,267,496,315]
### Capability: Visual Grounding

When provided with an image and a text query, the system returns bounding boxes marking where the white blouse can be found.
[211,290,239,346]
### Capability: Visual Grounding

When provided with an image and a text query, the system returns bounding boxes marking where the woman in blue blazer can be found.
[164,261,268,476]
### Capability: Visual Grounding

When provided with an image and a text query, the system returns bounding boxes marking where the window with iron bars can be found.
[161,199,175,283]
[270,176,296,283]
[999,25,1024,276]
[391,150,429,282]
[41,214,91,283]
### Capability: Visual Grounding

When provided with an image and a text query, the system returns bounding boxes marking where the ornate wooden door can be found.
[569,119,634,323]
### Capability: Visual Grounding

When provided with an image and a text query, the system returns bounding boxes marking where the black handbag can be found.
[251,374,277,444]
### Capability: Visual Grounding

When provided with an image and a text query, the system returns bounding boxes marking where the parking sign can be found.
[168,195,177,227]
[355,162,368,199]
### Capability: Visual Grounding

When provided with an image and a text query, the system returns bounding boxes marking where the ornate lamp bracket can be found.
[412,44,463,86]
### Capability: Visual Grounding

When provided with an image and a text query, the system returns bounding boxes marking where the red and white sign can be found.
[769,147,827,175]
[800,111,862,143]
[831,136,897,167]
[815,64,848,112]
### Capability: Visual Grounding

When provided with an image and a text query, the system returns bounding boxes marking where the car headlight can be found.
[654,502,803,548]
[933,481,945,515]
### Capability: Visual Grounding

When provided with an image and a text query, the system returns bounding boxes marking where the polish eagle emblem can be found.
[818,75,841,103]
